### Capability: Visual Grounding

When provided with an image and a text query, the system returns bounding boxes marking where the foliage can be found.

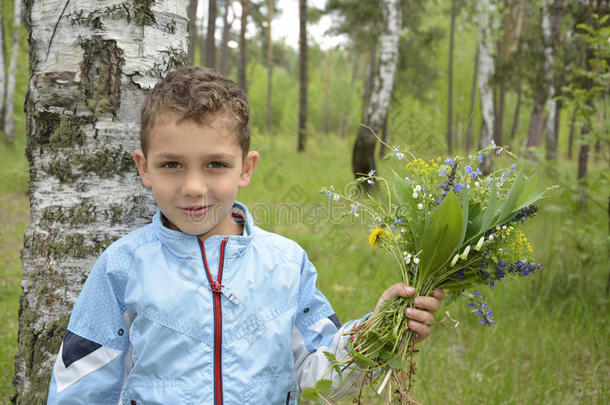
[314,139,551,403]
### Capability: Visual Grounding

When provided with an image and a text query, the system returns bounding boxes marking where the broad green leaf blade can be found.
[481,181,499,231]
[314,379,333,396]
[393,171,413,206]
[498,170,525,220]
[420,190,464,278]
[388,355,406,370]
[459,186,469,246]
[301,387,319,401]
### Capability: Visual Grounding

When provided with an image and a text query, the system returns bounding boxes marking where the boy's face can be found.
[134,110,258,240]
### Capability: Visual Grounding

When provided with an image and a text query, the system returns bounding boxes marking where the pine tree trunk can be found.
[477,0,495,173]
[13,2,189,403]
[352,0,401,182]
[219,0,233,75]
[266,0,273,135]
[465,46,478,152]
[446,0,456,155]
[238,0,248,92]
[297,0,307,152]
[206,0,217,68]
[4,0,22,146]
[188,0,198,64]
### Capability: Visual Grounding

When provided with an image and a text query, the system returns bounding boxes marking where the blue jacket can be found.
[47,202,367,404]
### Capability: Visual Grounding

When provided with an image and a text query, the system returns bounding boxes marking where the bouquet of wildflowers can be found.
[303,142,550,404]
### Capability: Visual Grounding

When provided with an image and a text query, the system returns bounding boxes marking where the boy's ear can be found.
[134,150,152,188]
[238,151,259,189]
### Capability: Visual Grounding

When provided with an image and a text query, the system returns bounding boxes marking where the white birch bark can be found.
[477,0,495,172]
[14,1,189,403]
[351,0,401,181]
[4,0,22,144]
[366,0,401,131]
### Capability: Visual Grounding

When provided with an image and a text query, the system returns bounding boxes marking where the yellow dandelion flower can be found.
[368,228,384,248]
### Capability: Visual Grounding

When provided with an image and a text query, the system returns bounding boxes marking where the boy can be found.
[47,67,444,404]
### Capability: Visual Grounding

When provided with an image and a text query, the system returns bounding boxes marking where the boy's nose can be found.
[182,171,207,197]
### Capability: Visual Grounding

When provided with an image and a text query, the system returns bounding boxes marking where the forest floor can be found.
[0,133,608,404]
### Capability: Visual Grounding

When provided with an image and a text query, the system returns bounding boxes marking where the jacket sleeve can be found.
[47,250,132,405]
[291,253,372,400]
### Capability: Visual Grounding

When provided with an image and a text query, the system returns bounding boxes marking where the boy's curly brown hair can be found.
[140,67,250,156]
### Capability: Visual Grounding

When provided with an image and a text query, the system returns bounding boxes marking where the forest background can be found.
[0,0,608,403]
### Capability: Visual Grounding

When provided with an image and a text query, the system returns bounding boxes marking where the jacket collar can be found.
[152,201,254,259]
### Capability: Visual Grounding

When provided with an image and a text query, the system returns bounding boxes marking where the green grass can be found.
[1,130,608,404]
[0,135,29,402]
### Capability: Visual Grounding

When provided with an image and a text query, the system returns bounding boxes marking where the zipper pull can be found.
[209,280,224,293]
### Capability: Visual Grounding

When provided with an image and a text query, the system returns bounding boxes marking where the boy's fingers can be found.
[432,288,446,301]
[407,320,430,343]
[375,283,416,312]
[405,307,435,326]
[413,296,441,313]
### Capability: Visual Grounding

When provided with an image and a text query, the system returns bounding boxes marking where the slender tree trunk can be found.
[266,0,273,135]
[298,0,307,152]
[219,0,234,75]
[13,1,188,403]
[495,84,506,146]
[477,0,495,173]
[544,0,564,160]
[526,100,545,151]
[360,44,378,121]
[509,77,522,142]
[238,0,248,92]
[447,0,456,155]
[323,48,332,135]
[352,0,401,183]
[465,46,478,152]
[378,110,389,158]
[206,0,217,68]
[188,0,198,64]
[0,10,6,133]
[567,105,577,159]
[4,0,21,146]
[338,52,359,138]
[199,12,206,66]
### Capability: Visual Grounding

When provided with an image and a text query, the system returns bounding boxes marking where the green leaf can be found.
[300,387,319,401]
[314,379,333,396]
[481,181,500,231]
[393,171,413,206]
[459,185,469,246]
[498,170,526,221]
[388,355,406,370]
[323,351,337,365]
[419,190,464,278]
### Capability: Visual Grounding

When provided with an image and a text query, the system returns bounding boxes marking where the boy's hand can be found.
[374,284,445,343]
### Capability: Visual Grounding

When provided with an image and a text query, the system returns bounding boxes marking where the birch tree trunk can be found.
[352,0,401,182]
[238,0,248,92]
[13,1,188,403]
[297,0,307,152]
[477,0,495,173]
[4,0,22,146]
[465,46,478,152]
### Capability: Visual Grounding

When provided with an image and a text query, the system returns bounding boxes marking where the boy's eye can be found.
[208,161,227,169]
[162,161,182,169]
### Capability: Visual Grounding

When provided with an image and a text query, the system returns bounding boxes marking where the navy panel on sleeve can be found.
[327,314,341,329]
[62,330,102,368]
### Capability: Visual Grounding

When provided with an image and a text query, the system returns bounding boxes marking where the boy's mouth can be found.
[181,205,212,217]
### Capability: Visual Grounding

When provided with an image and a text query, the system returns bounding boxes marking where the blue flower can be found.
[394,147,405,160]
[465,166,473,174]
[478,153,484,163]
[491,140,496,148]
[511,163,517,171]
[453,183,464,193]
[457,269,464,280]
[438,168,447,177]
[394,218,403,224]
[445,157,454,166]
[474,290,481,296]
[367,169,376,185]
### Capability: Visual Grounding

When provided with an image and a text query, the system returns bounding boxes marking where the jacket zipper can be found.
[199,237,229,405]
